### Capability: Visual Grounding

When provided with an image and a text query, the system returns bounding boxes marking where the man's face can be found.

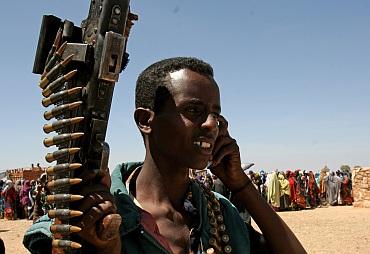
[149,68,221,170]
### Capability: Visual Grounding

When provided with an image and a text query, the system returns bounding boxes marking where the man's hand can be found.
[74,173,121,253]
[209,115,250,191]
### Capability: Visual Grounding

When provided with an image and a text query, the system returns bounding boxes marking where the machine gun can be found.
[33,0,137,252]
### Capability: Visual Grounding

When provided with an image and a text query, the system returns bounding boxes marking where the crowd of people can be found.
[193,165,354,221]
[0,173,51,222]
[1,165,354,224]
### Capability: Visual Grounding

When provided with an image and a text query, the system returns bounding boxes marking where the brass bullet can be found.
[45,147,80,163]
[42,69,77,97]
[43,41,67,76]
[43,132,84,147]
[48,209,83,219]
[43,101,82,120]
[39,54,74,89]
[47,178,82,189]
[46,194,83,203]
[221,234,230,243]
[50,224,82,234]
[56,41,68,56]
[42,87,82,107]
[46,163,82,175]
[43,117,84,133]
[43,28,62,78]
[210,228,218,236]
[209,217,217,226]
[224,245,232,253]
[212,204,220,212]
[216,215,223,222]
[52,239,82,249]
[209,238,217,246]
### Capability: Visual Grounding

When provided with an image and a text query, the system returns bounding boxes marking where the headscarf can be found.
[2,180,13,192]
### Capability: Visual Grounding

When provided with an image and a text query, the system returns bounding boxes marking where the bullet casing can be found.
[46,163,82,175]
[42,69,77,97]
[52,239,82,249]
[43,41,67,75]
[43,117,84,133]
[46,194,83,203]
[43,132,84,147]
[39,54,75,89]
[42,76,67,97]
[44,101,82,120]
[50,224,81,234]
[48,209,83,219]
[42,87,82,107]
[45,147,80,163]
[47,178,82,189]
[43,28,62,74]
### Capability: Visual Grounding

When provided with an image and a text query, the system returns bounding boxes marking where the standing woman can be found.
[1,180,16,220]
[267,171,281,211]
[14,180,23,219]
[278,172,291,211]
[340,173,353,205]
[20,180,32,219]
[307,171,319,208]
[0,180,4,219]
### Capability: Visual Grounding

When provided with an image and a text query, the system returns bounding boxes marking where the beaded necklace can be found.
[185,179,232,254]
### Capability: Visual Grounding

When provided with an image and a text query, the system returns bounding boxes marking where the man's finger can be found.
[212,136,235,161]
[78,201,116,229]
[98,214,122,241]
[77,188,114,213]
[217,115,229,137]
[212,140,239,166]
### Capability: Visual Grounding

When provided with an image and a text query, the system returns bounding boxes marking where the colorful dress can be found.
[1,181,16,220]
[340,175,353,205]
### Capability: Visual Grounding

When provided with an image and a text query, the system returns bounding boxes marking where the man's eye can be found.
[186,107,201,114]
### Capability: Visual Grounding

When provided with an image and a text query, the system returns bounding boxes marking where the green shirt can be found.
[24,162,251,253]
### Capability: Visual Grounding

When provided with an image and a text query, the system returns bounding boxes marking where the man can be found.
[24,57,305,253]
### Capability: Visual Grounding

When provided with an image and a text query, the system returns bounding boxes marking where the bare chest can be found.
[155,213,194,254]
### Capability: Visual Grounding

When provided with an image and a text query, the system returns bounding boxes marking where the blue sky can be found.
[0,0,369,172]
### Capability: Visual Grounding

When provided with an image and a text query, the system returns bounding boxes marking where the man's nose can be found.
[201,113,219,131]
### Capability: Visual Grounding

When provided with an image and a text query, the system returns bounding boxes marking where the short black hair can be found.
[135,57,214,112]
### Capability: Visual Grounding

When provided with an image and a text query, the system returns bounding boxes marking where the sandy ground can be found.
[0,206,369,253]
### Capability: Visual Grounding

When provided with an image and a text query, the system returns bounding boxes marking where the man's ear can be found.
[134,107,155,134]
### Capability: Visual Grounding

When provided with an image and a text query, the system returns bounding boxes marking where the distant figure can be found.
[278,172,291,211]
[294,171,307,209]
[0,180,4,219]
[32,173,51,222]
[1,180,16,220]
[20,180,32,219]
[318,167,330,206]
[324,172,341,206]
[267,172,280,211]
[307,171,319,208]
[340,173,353,205]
